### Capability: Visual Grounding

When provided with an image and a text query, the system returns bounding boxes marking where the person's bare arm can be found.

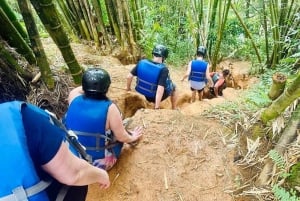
[214,78,224,97]
[107,104,143,143]
[181,62,191,81]
[155,85,164,109]
[205,64,213,87]
[126,73,134,91]
[42,142,110,189]
[68,86,84,104]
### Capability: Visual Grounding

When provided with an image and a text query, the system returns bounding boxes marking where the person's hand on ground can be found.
[128,126,143,144]
[97,169,110,189]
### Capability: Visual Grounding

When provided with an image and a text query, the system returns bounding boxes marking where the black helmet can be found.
[82,67,111,96]
[197,46,206,57]
[152,44,168,59]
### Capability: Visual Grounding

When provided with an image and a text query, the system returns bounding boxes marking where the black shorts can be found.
[47,182,88,201]
[190,87,204,92]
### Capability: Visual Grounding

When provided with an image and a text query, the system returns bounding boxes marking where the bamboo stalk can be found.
[0,7,36,64]
[18,0,55,90]
[30,0,83,84]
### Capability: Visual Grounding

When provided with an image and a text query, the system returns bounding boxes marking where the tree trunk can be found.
[30,0,83,84]
[91,0,111,51]
[17,0,55,90]
[78,0,93,40]
[0,40,32,79]
[0,7,36,65]
[230,2,262,64]
[211,0,231,70]
[261,72,300,124]
[0,39,31,103]
[0,0,29,41]
[104,0,121,42]
[256,106,300,186]
[82,0,99,47]
[268,72,287,100]
[73,0,91,40]
[261,0,270,68]
[129,0,142,41]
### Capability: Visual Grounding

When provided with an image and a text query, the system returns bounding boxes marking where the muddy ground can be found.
[42,38,259,201]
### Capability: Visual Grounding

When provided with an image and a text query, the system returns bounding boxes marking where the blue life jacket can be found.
[189,60,207,82]
[135,59,173,98]
[0,101,50,201]
[64,95,123,161]
[212,73,220,84]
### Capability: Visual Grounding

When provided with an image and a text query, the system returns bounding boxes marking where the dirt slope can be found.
[43,39,256,200]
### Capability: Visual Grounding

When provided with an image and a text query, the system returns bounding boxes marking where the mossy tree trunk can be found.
[268,72,287,100]
[261,72,300,124]
[256,106,300,186]
[17,0,55,90]
[30,0,83,84]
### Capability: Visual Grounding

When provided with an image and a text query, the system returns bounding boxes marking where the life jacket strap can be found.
[55,185,69,201]
[136,78,158,93]
[0,180,51,201]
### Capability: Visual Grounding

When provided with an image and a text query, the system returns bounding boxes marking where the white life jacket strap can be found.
[55,185,70,201]
[0,180,52,201]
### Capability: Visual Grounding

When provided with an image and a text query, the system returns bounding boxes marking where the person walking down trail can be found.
[181,46,213,102]
[209,69,230,97]
[0,101,110,201]
[64,67,143,171]
[126,44,178,110]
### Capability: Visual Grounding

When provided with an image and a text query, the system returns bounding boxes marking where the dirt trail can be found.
[43,39,256,200]
[83,55,254,201]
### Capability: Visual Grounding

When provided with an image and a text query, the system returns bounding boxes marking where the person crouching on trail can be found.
[126,44,178,110]
[181,46,213,102]
[64,67,143,171]
[0,101,110,201]
[209,69,230,97]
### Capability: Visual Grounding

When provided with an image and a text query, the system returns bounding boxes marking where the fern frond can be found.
[272,184,299,201]
[268,149,285,171]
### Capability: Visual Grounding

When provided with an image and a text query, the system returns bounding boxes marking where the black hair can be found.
[85,93,109,100]
[222,69,230,76]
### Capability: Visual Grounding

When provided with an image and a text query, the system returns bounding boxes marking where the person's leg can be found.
[198,90,204,101]
[170,90,178,109]
[190,87,196,103]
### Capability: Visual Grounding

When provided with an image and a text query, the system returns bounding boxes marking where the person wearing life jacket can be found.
[64,67,143,171]
[181,46,213,102]
[0,101,110,201]
[126,44,178,109]
[209,69,230,97]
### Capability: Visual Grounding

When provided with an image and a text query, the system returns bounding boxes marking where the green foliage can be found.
[138,3,194,67]
[287,163,300,187]
[272,184,299,201]
[243,82,271,108]
[268,150,300,201]
[268,150,286,171]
